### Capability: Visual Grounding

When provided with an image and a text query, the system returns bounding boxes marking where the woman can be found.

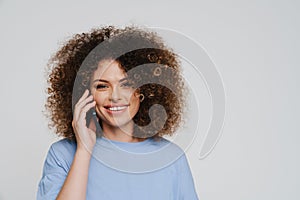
[37,26,199,200]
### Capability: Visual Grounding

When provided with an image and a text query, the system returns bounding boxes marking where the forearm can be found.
[57,148,91,200]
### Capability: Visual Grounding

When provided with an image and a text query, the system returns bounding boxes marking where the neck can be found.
[102,121,145,143]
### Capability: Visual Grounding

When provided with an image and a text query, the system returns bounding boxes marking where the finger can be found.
[78,100,96,123]
[74,89,89,118]
[74,95,94,120]
[77,89,89,104]
[77,94,94,108]
[75,95,93,113]
[75,89,90,110]
[73,100,96,131]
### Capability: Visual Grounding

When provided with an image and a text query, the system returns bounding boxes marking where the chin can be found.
[101,117,133,128]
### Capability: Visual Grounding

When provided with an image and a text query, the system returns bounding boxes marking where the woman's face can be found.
[90,59,140,128]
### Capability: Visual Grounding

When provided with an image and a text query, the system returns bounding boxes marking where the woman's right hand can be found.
[72,89,97,153]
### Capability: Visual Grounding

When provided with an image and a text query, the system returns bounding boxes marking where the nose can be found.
[110,86,121,102]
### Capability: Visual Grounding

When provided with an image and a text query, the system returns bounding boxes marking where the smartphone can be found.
[86,92,102,137]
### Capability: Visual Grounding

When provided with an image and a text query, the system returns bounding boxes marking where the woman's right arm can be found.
[56,147,92,200]
[56,90,97,200]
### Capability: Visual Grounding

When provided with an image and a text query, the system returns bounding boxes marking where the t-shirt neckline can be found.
[100,136,152,147]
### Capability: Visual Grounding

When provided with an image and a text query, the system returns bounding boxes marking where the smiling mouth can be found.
[104,105,129,113]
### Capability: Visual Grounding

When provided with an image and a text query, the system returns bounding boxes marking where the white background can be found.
[0,0,299,199]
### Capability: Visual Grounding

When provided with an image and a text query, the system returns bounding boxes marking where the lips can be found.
[107,106,127,111]
[103,105,129,114]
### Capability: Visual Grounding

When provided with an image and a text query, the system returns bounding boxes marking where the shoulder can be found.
[47,138,77,167]
[153,136,184,154]
[50,138,77,152]
[150,137,188,168]
[37,139,76,199]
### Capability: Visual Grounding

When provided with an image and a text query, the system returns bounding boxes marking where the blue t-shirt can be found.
[37,136,199,200]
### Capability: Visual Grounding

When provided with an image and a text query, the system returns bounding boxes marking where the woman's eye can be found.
[121,82,133,88]
[96,84,108,89]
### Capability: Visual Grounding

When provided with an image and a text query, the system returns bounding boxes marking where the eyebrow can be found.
[93,79,109,83]
[92,77,128,83]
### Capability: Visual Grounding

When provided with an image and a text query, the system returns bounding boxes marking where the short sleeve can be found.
[178,154,199,200]
[37,144,69,200]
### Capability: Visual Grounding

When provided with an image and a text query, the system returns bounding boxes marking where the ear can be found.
[133,88,141,98]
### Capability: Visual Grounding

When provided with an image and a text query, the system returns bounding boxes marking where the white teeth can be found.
[108,106,127,111]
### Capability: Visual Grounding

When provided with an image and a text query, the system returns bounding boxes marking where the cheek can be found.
[93,92,106,105]
[130,95,140,113]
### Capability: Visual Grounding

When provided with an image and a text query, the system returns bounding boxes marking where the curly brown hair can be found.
[45,25,185,141]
